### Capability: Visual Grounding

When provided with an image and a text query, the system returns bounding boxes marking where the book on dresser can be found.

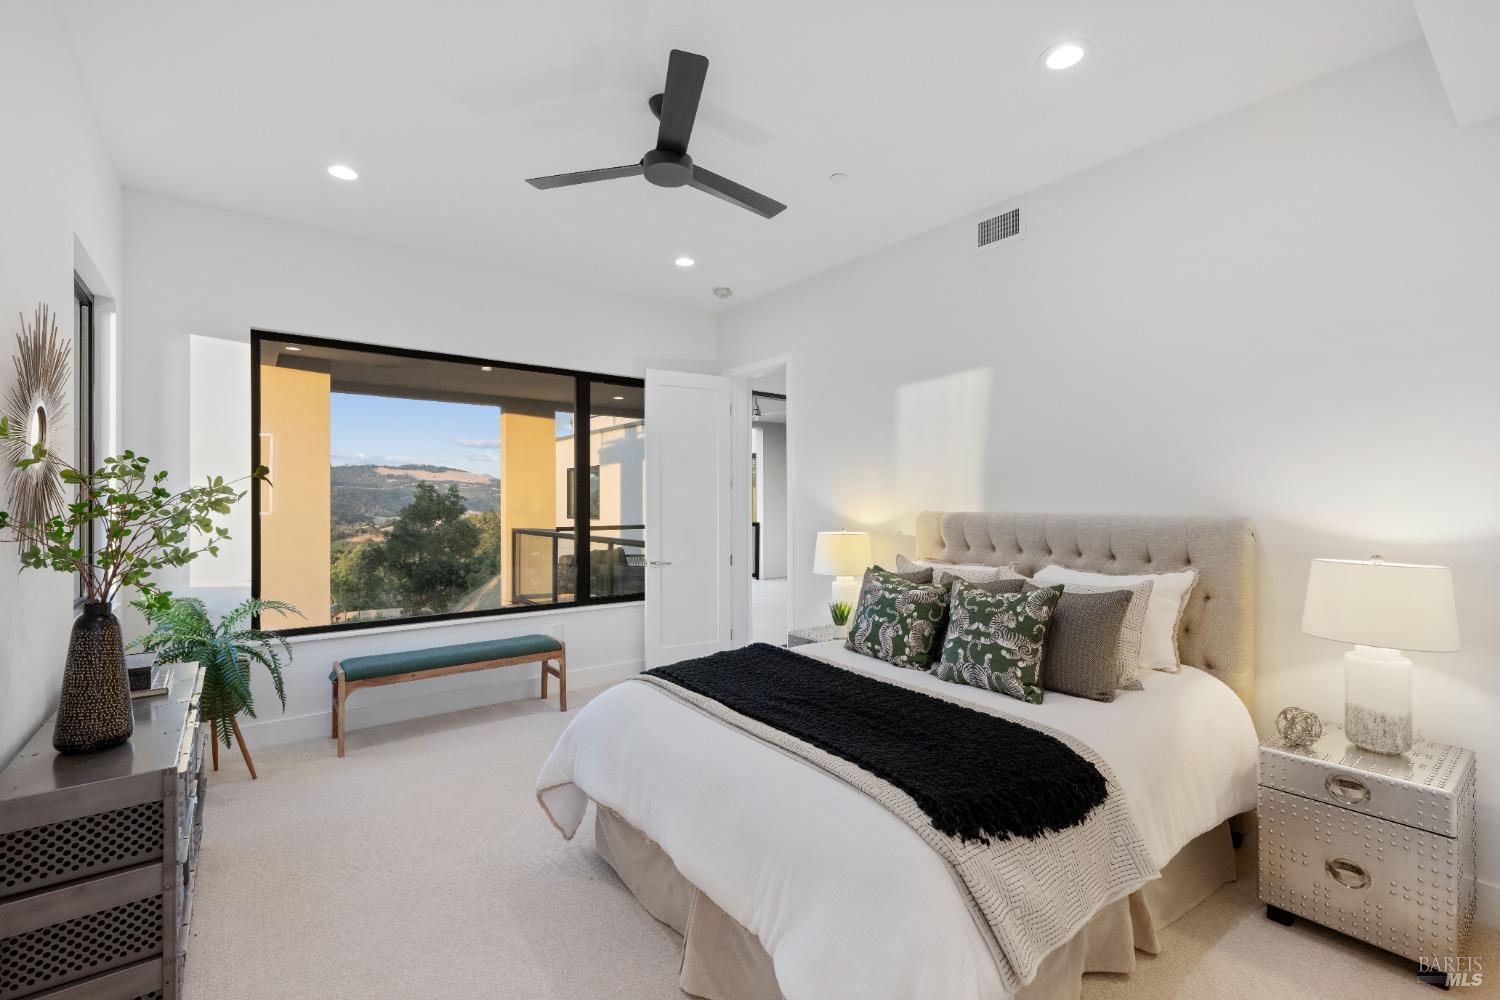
[1,662,207,1000]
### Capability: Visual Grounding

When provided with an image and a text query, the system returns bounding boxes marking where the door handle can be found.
[1325,774,1370,805]
[1324,857,1371,890]
[648,560,673,566]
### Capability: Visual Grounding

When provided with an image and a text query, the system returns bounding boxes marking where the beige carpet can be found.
[187,687,1494,999]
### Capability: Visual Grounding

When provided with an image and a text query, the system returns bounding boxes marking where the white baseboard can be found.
[237,657,642,748]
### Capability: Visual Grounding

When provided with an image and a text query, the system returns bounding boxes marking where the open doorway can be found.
[749,375,788,645]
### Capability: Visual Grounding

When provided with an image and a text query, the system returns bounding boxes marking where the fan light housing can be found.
[1042,41,1088,70]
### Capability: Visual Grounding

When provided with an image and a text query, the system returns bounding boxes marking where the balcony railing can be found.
[511,525,645,606]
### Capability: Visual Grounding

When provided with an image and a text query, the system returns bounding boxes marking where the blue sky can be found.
[330,392,573,476]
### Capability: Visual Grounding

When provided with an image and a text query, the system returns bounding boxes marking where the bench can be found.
[330,634,566,757]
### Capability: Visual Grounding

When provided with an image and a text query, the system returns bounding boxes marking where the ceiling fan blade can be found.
[526,163,644,189]
[689,166,787,219]
[656,49,709,155]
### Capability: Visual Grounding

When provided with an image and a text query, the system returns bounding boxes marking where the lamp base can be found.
[1344,645,1413,755]
[831,576,862,635]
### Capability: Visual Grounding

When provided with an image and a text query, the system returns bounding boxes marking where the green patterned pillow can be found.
[932,581,1061,703]
[845,567,949,669]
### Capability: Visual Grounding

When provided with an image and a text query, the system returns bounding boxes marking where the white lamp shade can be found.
[1301,557,1459,652]
[813,531,872,577]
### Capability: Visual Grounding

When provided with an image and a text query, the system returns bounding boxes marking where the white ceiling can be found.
[58,0,1422,311]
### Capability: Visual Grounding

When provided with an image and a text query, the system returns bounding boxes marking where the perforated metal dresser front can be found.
[1258,730,1477,967]
[2,801,165,898]
[0,894,164,999]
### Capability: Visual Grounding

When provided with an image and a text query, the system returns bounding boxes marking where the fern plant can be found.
[829,600,853,627]
[131,597,302,746]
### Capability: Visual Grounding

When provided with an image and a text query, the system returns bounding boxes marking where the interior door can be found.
[645,370,734,667]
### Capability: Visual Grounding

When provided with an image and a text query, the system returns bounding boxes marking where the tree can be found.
[330,543,395,615]
[378,482,486,615]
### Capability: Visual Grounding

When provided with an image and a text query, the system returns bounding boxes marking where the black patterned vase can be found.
[53,601,134,754]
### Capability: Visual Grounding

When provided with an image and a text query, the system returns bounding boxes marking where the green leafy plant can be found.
[0,414,266,611]
[131,597,302,746]
[829,600,853,627]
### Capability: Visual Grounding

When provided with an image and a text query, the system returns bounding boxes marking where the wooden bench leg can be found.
[540,651,568,711]
[337,671,349,758]
[330,679,339,739]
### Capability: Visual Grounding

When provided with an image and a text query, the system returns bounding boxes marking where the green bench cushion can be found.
[331,634,562,683]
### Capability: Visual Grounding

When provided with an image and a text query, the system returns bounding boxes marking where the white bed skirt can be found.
[593,802,1238,1000]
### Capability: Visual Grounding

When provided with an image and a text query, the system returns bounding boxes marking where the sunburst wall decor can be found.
[3,304,71,543]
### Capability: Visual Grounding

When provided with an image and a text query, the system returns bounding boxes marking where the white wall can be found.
[123,191,716,746]
[0,3,123,763]
[719,43,1500,915]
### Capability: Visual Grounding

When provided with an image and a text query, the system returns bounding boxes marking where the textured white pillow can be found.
[896,554,1023,586]
[1031,565,1197,673]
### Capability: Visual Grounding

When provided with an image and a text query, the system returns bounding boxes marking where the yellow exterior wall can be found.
[500,406,560,602]
[259,365,331,627]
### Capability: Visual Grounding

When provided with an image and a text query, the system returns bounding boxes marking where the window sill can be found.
[281,599,643,645]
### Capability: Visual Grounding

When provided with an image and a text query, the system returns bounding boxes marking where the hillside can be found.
[331,464,500,526]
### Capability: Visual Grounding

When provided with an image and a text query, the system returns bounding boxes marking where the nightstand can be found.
[1258,723,1477,987]
[787,624,846,647]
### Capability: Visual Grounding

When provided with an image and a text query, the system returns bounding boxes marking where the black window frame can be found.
[250,329,645,636]
[73,276,96,600]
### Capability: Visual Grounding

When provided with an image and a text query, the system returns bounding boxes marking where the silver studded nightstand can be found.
[786,624,847,647]
[1258,723,1477,986]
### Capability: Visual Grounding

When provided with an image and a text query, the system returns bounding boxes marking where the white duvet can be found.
[536,643,1258,1000]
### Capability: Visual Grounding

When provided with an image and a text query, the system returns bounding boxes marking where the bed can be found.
[537,511,1260,1000]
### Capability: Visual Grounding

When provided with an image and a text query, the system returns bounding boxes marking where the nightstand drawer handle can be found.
[1325,774,1370,805]
[1325,857,1371,890]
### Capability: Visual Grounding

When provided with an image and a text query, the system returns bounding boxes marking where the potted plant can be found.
[132,596,301,778]
[0,414,265,753]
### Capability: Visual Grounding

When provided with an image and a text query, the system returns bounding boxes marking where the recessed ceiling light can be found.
[829,172,849,183]
[480,365,493,372]
[612,395,624,401]
[327,164,359,181]
[284,345,302,352]
[674,256,695,268]
[712,287,734,299]
[1042,40,1088,70]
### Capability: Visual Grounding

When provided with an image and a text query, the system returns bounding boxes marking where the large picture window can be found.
[251,332,644,634]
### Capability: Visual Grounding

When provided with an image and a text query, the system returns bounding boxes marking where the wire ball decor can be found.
[1274,706,1324,748]
[3,304,71,543]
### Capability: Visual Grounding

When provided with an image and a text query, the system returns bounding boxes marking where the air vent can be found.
[975,207,1023,253]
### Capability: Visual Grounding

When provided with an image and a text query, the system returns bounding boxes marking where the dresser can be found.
[1,663,207,1000]
[1258,723,1476,983]
[786,624,846,647]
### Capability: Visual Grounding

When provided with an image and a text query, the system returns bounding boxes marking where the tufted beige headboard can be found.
[915,511,1257,710]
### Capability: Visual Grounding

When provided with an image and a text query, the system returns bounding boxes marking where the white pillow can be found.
[1031,564,1197,673]
[896,554,1023,585]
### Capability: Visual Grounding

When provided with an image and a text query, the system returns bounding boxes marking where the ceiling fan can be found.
[525,49,787,219]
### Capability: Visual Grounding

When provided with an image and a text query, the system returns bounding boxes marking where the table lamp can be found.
[1301,556,1459,755]
[813,531,872,629]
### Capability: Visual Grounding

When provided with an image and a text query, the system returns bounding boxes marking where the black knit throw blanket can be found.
[647,643,1109,843]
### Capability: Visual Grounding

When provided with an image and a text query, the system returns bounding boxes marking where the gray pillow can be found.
[1060,579,1154,691]
[940,571,1025,595]
[897,554,1022,587]
[881,562,933,584]
[1023,581,1131,702]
